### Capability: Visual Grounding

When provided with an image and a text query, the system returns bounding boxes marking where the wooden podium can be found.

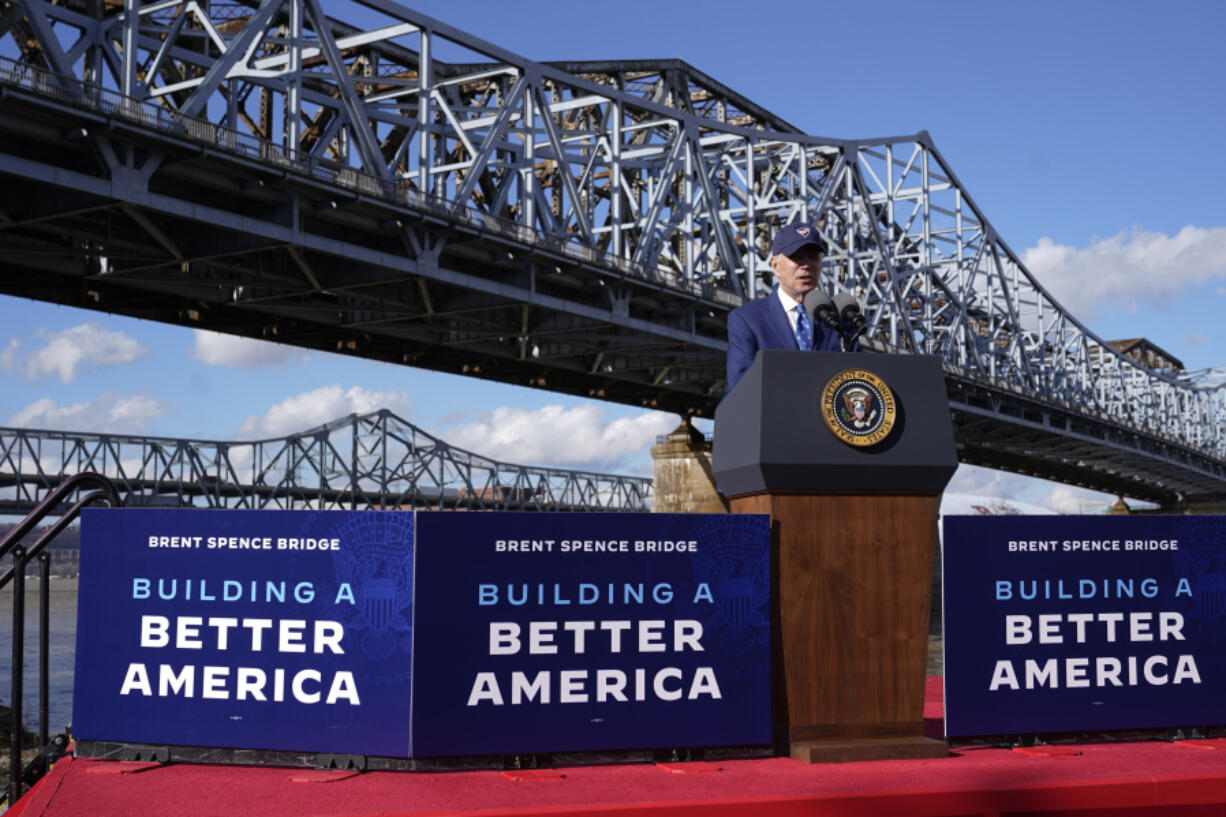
[713,351,957,763]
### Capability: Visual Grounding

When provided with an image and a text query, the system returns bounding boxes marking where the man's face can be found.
[770,244,823,303]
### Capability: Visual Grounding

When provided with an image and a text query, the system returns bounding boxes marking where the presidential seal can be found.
[821,369,897,447]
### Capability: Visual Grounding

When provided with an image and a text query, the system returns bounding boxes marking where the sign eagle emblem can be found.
[820,368,897,447]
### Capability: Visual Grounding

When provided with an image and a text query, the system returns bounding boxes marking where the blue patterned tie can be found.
[794,305,813,351]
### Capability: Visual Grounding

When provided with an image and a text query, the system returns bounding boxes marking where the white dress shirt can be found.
[776,286,806,338]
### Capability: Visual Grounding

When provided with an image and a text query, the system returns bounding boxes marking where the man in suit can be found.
[725,223,846,390]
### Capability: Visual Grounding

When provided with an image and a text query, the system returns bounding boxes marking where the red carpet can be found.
[12,679,1226,817]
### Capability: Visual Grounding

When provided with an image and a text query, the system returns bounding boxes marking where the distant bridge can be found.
[0,0,1224,504]
[0,410,653,515]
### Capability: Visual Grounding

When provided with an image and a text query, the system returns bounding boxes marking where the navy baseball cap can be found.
[770,223,825,256]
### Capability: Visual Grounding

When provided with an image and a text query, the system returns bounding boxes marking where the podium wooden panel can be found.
[731,491,946,762]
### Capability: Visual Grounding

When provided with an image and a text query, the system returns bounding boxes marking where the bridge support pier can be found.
[650,419,727,513]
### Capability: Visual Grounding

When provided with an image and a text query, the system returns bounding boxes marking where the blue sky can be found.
[2,0,1224,511]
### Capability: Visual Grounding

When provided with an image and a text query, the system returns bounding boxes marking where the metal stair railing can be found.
[0,473,121,806]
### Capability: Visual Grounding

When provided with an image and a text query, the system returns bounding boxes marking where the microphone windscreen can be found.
[804,288,841,329]
[833,289,868,338]
[803,288,834,317]
[832,289,861,318]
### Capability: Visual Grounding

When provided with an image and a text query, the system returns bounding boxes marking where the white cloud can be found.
[6,391,168,434]
[191,330,298,368]
[0,338,17,376]
[1040,484,1111,514]
[1184,333,1207,345]
[1022,225,1226,320]
[237,384,413,439]
[8,323,148,383]
[946,464,1116,515]
[443,404,675,472]
[941,493,1056,516]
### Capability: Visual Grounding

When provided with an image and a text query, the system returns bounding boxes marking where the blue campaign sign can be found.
[410,512,772,757]
[943,514,1226,737]
[74,508,415,756]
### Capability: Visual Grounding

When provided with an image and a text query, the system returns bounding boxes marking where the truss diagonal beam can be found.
[0,0,1222,502]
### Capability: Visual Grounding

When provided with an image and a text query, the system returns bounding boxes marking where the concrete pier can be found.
[650,419,727,513]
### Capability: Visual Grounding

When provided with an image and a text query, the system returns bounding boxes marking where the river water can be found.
[0,579,77,738]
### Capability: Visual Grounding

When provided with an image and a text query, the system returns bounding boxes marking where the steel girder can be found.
[0,0,1224,502]
[0,409,652,514]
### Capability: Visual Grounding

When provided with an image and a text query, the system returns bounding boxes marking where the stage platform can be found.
[11,680,1226,817]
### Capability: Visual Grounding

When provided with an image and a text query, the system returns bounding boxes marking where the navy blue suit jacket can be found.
[725,288,845,390]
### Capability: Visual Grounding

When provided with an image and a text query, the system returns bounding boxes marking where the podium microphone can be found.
[803,289,841,330]
[832,290,868,338]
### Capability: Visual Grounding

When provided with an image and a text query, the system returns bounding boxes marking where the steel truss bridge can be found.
[0,0,1223,505]
[0,410,653,515]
